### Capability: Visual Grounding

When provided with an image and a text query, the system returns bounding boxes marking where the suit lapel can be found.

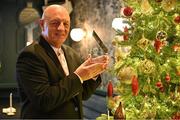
[38,36,65,76]
[61,45,72,74]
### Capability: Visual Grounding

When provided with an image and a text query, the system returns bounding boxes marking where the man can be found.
[16,4,109,119]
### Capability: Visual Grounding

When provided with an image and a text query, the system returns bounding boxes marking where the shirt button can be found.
[75,107,78,111]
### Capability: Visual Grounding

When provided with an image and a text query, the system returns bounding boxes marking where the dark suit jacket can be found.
[16,36,101,119]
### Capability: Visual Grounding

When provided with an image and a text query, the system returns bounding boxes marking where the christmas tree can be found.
[109,0,180,119]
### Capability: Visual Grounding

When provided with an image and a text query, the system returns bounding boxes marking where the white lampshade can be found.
[70,28,85,41]
[112,18,130,31]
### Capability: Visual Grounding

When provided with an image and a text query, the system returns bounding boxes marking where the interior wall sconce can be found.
[112,18,131,31]
[18,1,40,26]
[70,28,86,42]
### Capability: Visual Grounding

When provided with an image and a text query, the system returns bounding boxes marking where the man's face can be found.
[41,8,70,47]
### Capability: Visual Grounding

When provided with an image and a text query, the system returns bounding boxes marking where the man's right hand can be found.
[74,54,109,81]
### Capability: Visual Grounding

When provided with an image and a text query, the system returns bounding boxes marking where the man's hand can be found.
[74,54,109,81]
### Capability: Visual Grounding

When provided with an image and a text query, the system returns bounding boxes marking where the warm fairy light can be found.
[112,18,130,31]
[70,28,86,42]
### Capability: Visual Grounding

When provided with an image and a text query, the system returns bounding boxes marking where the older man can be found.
[16,4,109,119]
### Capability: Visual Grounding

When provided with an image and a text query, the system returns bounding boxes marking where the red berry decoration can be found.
[107,80,113,97]
[174,15,180,24]
[165,74,171,83]
[156,81,162,88]
[131,75,139,96]
[156,81,164,92]
[123,6,133,17]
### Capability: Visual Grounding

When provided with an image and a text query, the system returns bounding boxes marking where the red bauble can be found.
[174,15,180,24]
[156,81,162,88]
[123,7,133,17]
[107,80,113,97]
[165,74,171,82]
[131,75,138,96]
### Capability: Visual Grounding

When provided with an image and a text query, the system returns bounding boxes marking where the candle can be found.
[10,93,12,107]
[107,109,109,120]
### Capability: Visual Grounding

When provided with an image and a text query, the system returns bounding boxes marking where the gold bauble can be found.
[138,59,156,74]
[118,66,136,84]
[141,0,153,14]
[137,36,150,50]
[161,0,176,12]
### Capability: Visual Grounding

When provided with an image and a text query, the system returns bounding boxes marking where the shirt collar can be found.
[51,46,64,56]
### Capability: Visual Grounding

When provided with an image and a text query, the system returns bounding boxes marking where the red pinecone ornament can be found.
[154,39,162,53]
[123,26,129,40]
[107,80,113,97]
[123,7,133,17]
[131,75,139,96]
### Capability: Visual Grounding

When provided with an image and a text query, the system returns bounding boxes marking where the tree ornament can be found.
[123,26,129,40]
[165,73,171,83]
[139,59,156,74]
[141,0,153,14]
[156,81,163,88]
[156,30,167,41]
[137,35,150,50]
[114,102,125,120]
[107,80,113,97]
[156,81,164,92]
[123,6,133,17]
[161,0,176,12]
[131,75,139,96]
[154,39,162,53]
[118,67,136,84]
[174,15,180,24]
[114,46,131,61]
